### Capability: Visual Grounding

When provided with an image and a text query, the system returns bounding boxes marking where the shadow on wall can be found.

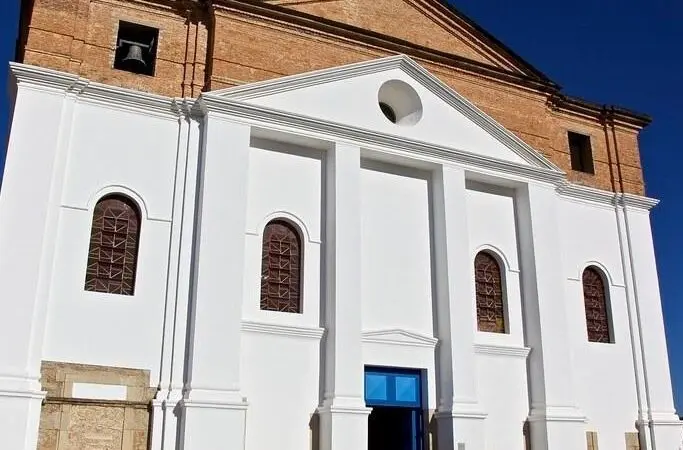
[309,412,320,450]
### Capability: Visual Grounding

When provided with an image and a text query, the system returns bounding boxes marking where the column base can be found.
[527,406,586,450]
[318,401,372,450]
[178,394,248,450]
[649,412,683,449]
[149,390,183,450]
[434,404,487,450]
[0,387,45,450]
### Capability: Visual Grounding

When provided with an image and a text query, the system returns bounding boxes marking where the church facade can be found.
[0,1,680,449]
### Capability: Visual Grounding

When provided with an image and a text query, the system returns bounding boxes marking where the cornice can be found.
[79,83,178,118]
[199,93,565,185]
[9,62,88,94]
[9,62,179,119]
[548,93,651,130]
[474,343,531,358]
[556,182,617,206]
[211,55,561,172]
[557,182,659,211]
[241,320,325,339]
[619,193,660,210]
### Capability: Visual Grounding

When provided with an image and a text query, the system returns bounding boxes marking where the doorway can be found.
[365,367,425,450]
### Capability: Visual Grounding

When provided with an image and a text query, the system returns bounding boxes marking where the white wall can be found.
[241,331,321,450]
[559,198,639,448]
[360,161,434,338]
[43,102,180,385]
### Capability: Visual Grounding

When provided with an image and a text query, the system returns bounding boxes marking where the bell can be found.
[122,44,146,68]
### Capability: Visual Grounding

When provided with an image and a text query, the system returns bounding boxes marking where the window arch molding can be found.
[581,265,614,343]
[87,185,149,221]
[259,217,305,314]
[472,244,517,274]
[84,193,142,296]
[575,260,619,288]
[473,248,509,334]
[254,210,317,244]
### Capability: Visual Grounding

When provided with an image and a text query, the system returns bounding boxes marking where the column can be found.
[621,201,682,449]
[178,116,250,450]
[0,69,78,449]
[516,183,586,450]
[432,165,486,449]
[318,143,371,450]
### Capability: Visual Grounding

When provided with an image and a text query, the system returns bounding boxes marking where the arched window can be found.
[84,195,141,295]
[475,251,506,333]
[582,267,612,343]
[260,220,302,313]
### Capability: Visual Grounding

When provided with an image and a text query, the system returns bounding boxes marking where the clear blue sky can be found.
[0,0,681,409]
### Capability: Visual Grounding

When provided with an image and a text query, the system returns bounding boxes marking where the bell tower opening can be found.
[114,21,159,76]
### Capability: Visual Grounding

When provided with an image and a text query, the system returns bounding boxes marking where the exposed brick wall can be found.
[265,0,514,70]
[22,0,208,97]
[15,0,647,194]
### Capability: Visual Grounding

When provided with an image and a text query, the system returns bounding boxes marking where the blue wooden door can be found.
[365,367,424,450]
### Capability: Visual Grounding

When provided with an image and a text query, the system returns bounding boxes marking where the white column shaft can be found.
[180,117,250,450]
[319,143,369,450]
[517,183,585,450]
[432,165,485,449]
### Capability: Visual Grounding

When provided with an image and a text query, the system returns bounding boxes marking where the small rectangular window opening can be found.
[114,21,159,76]
[568,131,594,174]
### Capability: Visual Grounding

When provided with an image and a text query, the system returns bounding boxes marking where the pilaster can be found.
[178,116,251,450]
[150,102,202,450]
[431,165,486,449]
[517,183,586,450]
[620,202,682,449]
[318,142,371,450]
[0,75,79,449]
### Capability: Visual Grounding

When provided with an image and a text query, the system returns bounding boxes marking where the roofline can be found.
[549,93,652,128]
[431,0,555,83]
[220,0,650,128]
[219,0,559,92]
[15,0,650,127]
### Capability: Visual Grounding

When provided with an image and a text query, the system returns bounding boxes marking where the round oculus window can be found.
[377,80,423,126]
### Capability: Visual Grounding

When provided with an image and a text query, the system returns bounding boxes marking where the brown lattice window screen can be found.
[260,220,302,313]
[475,251,506,333]
[84,196,140,295]
[583,267,611,343]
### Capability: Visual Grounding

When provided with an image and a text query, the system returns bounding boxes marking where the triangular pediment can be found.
[362,329,439,348]
[208,56,560,171]
[265,0,549,80]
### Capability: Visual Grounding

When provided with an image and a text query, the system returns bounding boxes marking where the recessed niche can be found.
[377,80,423,126]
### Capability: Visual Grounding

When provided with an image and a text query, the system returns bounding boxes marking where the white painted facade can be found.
[0,56,680,449]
